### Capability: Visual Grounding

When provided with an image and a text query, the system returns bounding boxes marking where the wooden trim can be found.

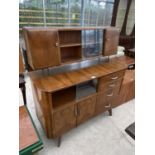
[120,0,132,35]
[111,0,120,26]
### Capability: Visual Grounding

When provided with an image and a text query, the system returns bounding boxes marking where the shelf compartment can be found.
[61,46,82,63]
[52,86,76,110]
[76,80,98,100]
[58,30,81,45]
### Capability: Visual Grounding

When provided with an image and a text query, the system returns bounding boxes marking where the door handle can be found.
[74,108,78,116]
[77,107,80,116]
[55,42,59,47]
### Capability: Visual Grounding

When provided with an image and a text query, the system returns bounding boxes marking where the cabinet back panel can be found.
[61,46,82,63]
[59,30,81,44]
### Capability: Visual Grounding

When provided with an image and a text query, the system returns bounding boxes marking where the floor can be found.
[19,76,135,155]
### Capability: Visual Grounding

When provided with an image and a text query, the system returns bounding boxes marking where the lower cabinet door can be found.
[77,94,96,125]
[52,104,76,138]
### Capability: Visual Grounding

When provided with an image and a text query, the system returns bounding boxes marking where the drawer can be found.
[95,87,120,115]
[99,70,125,83]
[98,78,123,92]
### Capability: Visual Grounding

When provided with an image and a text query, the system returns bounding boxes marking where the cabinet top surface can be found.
[33,60,127,93]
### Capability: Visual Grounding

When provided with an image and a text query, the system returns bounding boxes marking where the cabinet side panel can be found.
[31,82,53,138]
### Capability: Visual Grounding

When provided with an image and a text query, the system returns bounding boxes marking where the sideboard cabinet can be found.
[31,60,126,146]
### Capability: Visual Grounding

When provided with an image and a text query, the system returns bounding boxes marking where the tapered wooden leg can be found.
[57,136,61,147]
[108,108,112,116]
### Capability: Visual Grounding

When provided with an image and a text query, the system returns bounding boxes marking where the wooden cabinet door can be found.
[102,27,120,56]
[23,28,61,70]
[77,94,96,125]
[52,104,76,138]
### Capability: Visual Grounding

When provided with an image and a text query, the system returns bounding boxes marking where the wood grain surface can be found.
[33,61,127,93]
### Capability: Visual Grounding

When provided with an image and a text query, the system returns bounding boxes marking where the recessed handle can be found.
[105,104,111,108]
[55,42,59,47]
[109,83,115,87]
[107,93,113,97]
[74,109,78,116]
[111,76,118,80]
[78,108,80,116]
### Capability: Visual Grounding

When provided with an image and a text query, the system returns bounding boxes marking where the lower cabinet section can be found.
[77,94,96,125]
[52,94,97,137]
[52,103,76,138]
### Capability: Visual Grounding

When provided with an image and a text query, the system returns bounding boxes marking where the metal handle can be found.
[107,93,113,97]
[109,83,115,87]
[111,76,118,80]
[78,108,80,116]
[55,42,59,47]
[74,109,78,116]
[105,104,111,108]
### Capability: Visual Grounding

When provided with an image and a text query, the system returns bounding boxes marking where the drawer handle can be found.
[109,84,115,87]
[105,104,111,108]
[55,42,59,47]
[111,76,118,80]
[107,93,113,97]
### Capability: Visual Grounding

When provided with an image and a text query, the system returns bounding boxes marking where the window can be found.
[19,0,115,30]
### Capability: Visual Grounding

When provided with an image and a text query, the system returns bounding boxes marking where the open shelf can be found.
[76,80,98,100]
[58,30,81,45]
[61,46,82,63]
[52,86,76,110]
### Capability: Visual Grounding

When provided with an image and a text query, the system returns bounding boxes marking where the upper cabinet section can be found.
[102,27,120,56]
[23,27,120,71]
[23,28,61,70]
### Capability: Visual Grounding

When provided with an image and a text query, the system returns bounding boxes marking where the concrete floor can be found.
[19,76,135,155]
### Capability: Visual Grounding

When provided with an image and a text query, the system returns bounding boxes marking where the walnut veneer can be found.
[32,61,127,139]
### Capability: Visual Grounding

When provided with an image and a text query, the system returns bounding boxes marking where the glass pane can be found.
[82,29,103,58]
[70,0,81,26]
[19,0,44,29]
[44,0,69,27]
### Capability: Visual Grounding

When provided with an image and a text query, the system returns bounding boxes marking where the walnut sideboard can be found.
[31,60,127,146]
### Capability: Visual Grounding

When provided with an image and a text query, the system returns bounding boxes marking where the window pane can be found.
[19,0,44,29]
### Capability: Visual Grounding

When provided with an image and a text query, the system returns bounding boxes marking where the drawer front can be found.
[98,78,123,92]
[99,70,125,83]
[95,87,120,115]
[77,94,96,125]
[52,104,76,138]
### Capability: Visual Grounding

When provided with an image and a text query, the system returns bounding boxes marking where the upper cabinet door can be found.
[23,28,61,70]
[102,27,120,56]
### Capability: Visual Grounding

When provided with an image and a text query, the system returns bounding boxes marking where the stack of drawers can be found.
[95,70,125,115]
